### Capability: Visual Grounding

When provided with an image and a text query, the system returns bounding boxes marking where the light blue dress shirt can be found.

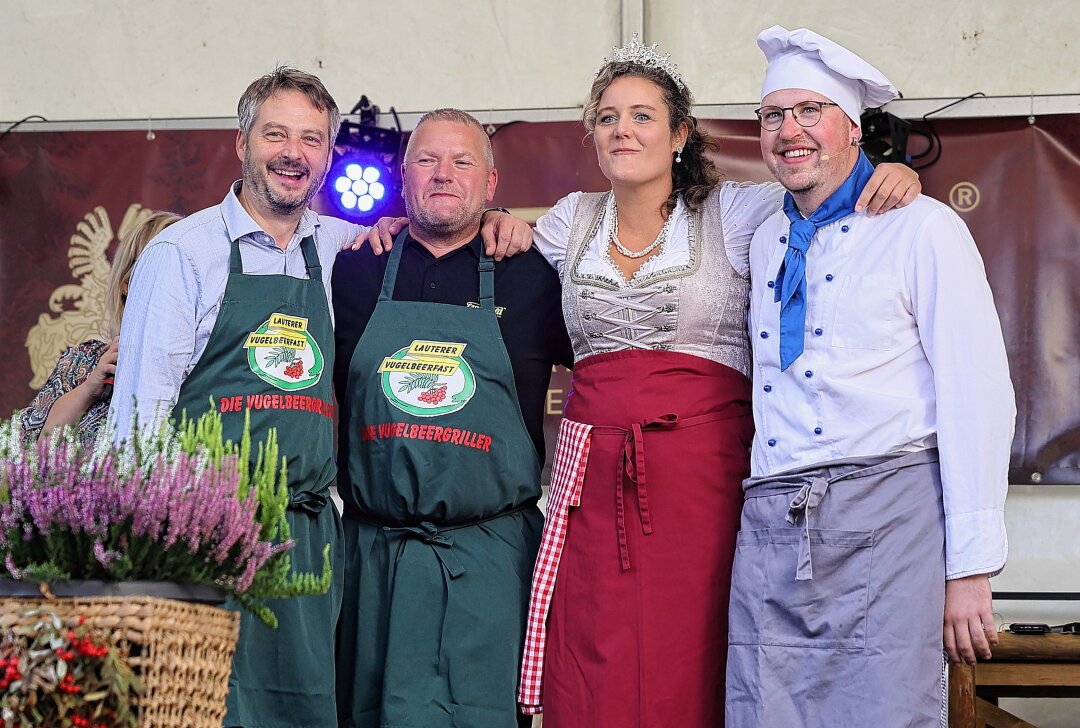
[110,181,366,440]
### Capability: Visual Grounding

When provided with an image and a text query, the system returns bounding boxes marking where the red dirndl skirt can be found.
[541,349,752,727]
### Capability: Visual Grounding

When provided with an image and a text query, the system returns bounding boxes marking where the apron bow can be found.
[786,475,831,581]
[742,450,942,583]
[394,521,467,579]
[615,413,679,571]
[288,488,330,515]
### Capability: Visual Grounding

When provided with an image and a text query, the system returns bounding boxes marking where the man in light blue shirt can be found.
[111,66,365,728]
[111,180,363,435]
[111,69,364,439]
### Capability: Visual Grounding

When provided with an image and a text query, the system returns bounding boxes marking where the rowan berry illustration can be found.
[265,346,305,379]
[283,360,305,379]
[399,373,447,404]
[418,384,448,405]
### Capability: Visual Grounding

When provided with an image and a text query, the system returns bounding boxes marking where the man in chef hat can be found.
[725,26,1016,726]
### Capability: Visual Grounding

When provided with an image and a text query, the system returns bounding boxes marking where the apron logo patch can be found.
[244,312,324,391]
[378,340,476,417]
[466,301,505,317]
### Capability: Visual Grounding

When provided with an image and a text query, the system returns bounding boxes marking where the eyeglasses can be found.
[754,101,841,131]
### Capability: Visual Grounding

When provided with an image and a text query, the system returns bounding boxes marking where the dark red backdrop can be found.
[2,116,1077,483]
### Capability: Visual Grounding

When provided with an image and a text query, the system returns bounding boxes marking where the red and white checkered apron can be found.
[517,417,593,713]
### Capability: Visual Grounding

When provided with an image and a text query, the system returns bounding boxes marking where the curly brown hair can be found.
[584,61,722,215]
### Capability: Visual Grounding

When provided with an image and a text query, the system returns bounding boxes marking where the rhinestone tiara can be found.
[598,32,685,90]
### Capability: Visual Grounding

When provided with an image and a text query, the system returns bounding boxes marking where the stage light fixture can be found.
[332,159,388,213]
[859,108,911,167]
[327,95,402,220]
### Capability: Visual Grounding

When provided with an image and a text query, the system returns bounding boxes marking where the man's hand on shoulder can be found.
[480,209,533,261]
[857,162,921,216]
[346,217,409,254]
[943,573,997,666]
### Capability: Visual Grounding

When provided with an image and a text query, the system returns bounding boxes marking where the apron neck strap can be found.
[378,228,411,302]
[299,234,321,274]
[229,234,321,275]
[378,228,495,310]
[477,249,495,311]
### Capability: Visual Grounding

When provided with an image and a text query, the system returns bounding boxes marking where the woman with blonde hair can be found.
[515,36,919,726]
[20,209,180,445]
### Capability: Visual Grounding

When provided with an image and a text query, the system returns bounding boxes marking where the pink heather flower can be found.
[1,414,295,599]
[4,553,23,579]
[271,539,296,556]
[233,541,274,593]
[93,540,121,568]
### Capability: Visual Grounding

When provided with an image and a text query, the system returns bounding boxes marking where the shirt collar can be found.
[404,230,484,261]
[220,180,320,248]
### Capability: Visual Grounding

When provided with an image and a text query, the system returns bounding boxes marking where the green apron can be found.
[336,231,542,728]
[173,234,343,728]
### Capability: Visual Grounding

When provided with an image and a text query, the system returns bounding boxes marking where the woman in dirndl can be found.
[516,35,920,727]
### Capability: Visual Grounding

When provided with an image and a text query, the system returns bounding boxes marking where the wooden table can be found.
[948,631,1080,727]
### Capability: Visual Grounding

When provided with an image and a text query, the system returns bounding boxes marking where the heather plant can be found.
[0,408,331,628]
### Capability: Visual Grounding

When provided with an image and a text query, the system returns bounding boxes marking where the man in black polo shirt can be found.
[332,108,571,728]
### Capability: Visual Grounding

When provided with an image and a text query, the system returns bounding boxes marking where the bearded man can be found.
[112,67,366,728]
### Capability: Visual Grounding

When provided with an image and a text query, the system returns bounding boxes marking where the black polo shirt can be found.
[332,233,573,459]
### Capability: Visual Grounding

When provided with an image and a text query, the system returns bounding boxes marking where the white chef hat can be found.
[758,25,898,129]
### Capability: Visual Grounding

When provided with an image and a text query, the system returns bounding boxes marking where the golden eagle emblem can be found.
[25,204,155,388]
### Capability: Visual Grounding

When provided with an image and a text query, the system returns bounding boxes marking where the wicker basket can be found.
[0,592,240,728]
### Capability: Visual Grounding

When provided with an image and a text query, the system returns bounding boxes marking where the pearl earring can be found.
[675,147,683,163]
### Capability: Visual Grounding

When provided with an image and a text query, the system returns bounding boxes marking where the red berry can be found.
[282,359,306,379]
[423,385,448,404]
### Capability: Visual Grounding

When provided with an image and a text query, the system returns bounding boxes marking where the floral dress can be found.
[18,339,109,448]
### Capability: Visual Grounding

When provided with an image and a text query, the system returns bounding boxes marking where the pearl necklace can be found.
[608,201,672,259]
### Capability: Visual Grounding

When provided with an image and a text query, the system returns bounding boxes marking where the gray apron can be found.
[726,449,947,728]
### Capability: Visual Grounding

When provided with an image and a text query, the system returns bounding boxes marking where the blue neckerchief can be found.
[774,152,875,371]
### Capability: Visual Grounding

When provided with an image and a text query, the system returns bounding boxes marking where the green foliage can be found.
[398,373,439,393]
[174,406,333,626]
[16,562,71,584]
[262,346,296,369]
